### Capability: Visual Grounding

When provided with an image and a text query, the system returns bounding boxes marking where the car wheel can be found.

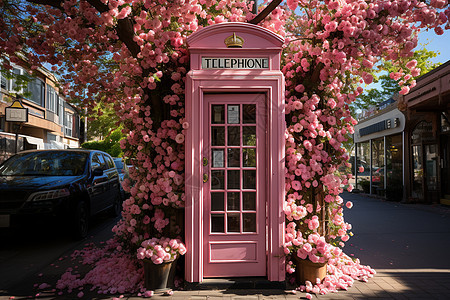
[110,195,122,217]
[73,201,89,239]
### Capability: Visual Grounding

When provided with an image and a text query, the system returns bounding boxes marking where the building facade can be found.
[0,62,82,163]
[354,60,450,205]
[353,100,405,201]
[402,60,450,205]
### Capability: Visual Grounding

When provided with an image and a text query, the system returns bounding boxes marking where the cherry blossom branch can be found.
[26,0,141,58]
[248,0,282,24]
[25,0,62,8]
[85,0,141,58]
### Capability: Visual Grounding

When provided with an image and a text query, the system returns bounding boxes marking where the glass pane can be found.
[243,213,256,232]
[385,135,403,201]
[425,144,438,191]
[211,214,224,233]
[227,213,240,232]
[211,192,224,211]
[227,148,240,167]
[243,148,256,167]
[243,192,256,210]
[212,105,225,124]
[243,170,256,189]
[243,126,256,146]
[356,141,370,192]
[212,150,224,168]
[227,105,240,124]
[211,170,225,190]
[212,127,225,146]
[227,192,240,211]
[227,170,240,189]
[243,104,256,124]
[412,145,423,199]
[228,126,240,146]
[371,138,384,195]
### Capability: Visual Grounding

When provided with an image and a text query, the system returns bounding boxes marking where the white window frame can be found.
[10,65,25,94]
[47,85,57,113]
[27,77,45,106]
[0,71,10,91]
[58,97,65,126]
[64,111,73,137]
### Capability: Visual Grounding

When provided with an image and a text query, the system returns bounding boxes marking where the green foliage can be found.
[82,128,124,158]
[86,102,121,141]
[353,48,441,113]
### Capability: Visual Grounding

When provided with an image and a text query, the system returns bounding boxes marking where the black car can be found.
[0,149,122,238]
[113,157,130,199]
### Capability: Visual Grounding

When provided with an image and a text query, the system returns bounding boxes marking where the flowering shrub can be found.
[1,0,448,296]
[285,225,342,266]
[137,238,186,264]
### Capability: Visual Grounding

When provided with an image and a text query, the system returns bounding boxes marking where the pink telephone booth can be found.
[185,22,285,283]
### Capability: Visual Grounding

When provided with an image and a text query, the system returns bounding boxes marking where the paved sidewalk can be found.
[2,192,450,299]
[143,192,450,299]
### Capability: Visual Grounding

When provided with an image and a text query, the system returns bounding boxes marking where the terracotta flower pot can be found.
[143,259,177,291]
[292,256,327,284]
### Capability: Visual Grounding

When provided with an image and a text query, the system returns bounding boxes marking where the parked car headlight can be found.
[29,189,71,202]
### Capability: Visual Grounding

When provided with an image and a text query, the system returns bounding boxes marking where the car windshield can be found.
[113,159,124,171]
[0,151,88,176]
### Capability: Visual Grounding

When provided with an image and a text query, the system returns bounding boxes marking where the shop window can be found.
[356,141,370,193]
[425,144,438,191]
[441,113,450,132]
[412,121,433,144]
[371,138,384,195]
[386,134,403,201]
[411,145,423,200]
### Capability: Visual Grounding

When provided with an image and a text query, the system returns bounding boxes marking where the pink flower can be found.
[308,216,320,230]
[358,166,364,173]
[303,243,313,252]
[306,293,312,299]
[144,290,153,297]
[175,133,184,144]
[346,201,353,209]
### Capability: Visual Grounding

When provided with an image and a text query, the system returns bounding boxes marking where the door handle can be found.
[203,173,209,183]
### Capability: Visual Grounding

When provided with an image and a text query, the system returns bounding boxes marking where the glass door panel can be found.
[412,145,423,199]
[209,103,257,234]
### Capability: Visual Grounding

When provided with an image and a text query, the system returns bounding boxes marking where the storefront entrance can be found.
[411,121,438,203]
[203,94,266,277]
[440,134,450,200]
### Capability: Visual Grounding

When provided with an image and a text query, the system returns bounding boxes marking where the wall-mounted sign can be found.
[5,100,28,123]
[359,118,400,137]
[202,57,269,69]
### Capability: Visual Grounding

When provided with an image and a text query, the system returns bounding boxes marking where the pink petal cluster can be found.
[55,239,144,295]
[137,237,187,264]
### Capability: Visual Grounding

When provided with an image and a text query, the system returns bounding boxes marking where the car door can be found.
[102,153,121,206]
[90,152,109,214]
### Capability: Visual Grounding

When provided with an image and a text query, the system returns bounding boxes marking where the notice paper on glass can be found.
[212,150,224,168]
[228,105,239,124]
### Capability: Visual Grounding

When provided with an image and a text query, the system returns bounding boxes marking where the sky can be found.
[417,29,450,64]
[358,28,450,100]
